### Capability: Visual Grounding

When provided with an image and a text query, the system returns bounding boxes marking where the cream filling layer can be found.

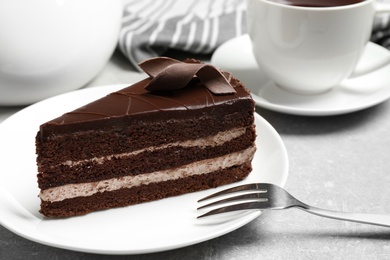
[61,127,248,167]
[40,146,256,203]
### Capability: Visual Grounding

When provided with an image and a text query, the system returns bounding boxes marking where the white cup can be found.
[0,0,123,105]
[247,0,390,94]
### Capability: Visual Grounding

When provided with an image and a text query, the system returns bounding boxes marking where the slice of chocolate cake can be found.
[36,57,256,217]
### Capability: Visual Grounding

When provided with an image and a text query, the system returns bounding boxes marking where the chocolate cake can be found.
[36,57,256,217]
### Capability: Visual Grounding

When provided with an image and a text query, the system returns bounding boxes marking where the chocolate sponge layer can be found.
[36,99,254,165]
[38,127,255,190]
[40,163,252,217]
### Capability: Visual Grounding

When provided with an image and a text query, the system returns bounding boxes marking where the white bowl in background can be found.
[0,0,123,105]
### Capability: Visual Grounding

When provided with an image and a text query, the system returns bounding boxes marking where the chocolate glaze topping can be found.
[139,57,236,94]
[38,58,253,138]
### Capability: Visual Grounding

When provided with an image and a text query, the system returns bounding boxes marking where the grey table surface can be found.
[1,50,390,260]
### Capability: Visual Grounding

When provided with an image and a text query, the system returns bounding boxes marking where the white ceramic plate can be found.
[0,85,288,254]
[211,35,390,116]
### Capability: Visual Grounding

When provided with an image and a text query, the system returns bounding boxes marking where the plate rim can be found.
[0,85,289,254]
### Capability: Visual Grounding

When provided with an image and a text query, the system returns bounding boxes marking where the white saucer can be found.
[211,35,390,116]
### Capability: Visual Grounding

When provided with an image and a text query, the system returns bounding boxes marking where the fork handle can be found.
[299,206,390,228]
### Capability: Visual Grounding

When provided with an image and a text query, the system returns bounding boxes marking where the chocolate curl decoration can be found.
[138,57,236,95]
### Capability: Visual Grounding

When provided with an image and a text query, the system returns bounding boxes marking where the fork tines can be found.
[197,183,270,219]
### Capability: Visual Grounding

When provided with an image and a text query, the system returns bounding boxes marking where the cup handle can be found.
[349,2,390,78]
[375,2,390,13]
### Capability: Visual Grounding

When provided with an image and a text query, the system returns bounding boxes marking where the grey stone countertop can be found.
[1,50,390,260]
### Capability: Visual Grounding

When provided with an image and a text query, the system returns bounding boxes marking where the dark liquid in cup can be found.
[268,0,364,7]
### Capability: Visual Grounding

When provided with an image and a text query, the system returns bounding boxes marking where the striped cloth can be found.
[119,0,390,71]
[119,0,246,70]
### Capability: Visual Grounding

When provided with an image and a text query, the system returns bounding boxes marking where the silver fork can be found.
[197,183,390,227]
